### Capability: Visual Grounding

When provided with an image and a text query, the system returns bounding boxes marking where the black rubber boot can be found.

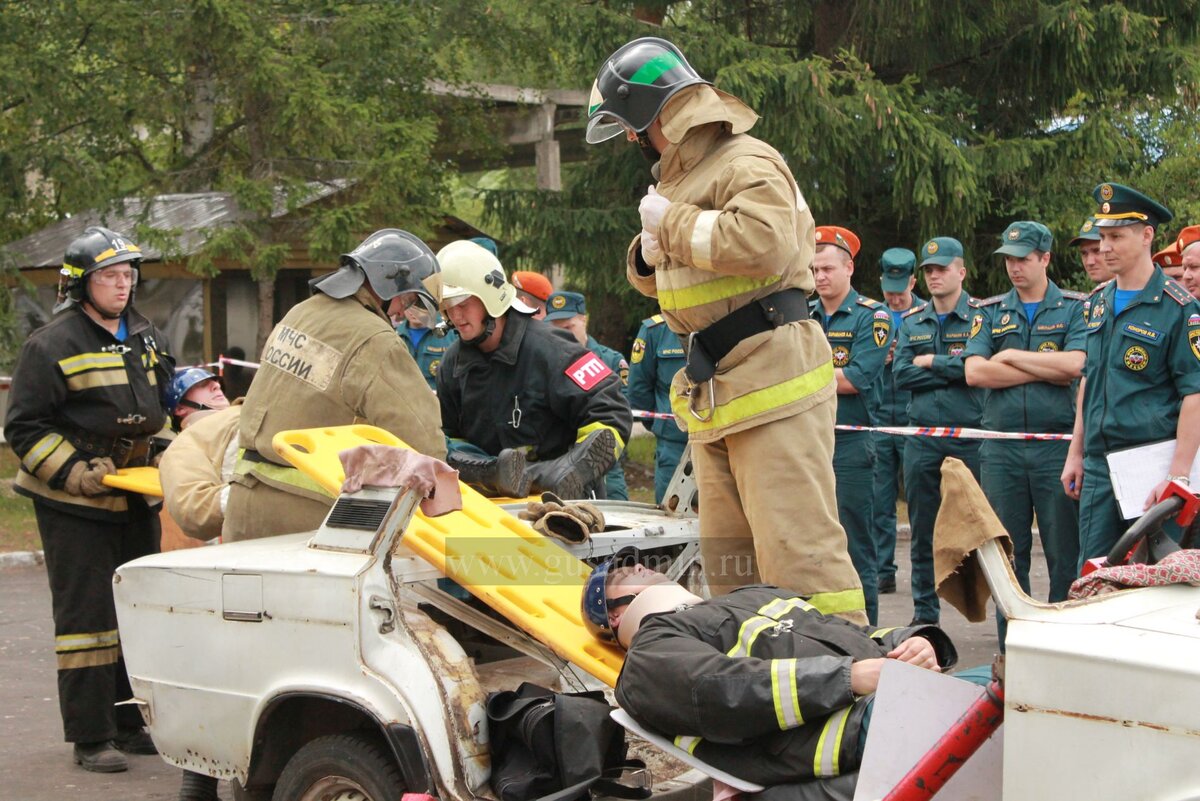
[447,448,530,497]
[73,741,127,773]
[179,769,220,801]
[524,430,617,500]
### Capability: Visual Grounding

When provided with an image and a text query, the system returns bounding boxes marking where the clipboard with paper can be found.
[1105,439,1200,520]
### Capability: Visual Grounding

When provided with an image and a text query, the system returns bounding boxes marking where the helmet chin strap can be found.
[463,315,497,347]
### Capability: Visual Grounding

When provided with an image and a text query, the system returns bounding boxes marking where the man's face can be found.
[811,246,854,301]
[1182,243,1200,299]
[86,263,136,317]
[403,304,433,330]
[882,278,916,311]
[386,293,418,326]
[445,296,489,341]
[1005,251,1050,293]
[1161,263,1184,281]
[1078,241,1108,284]
[921,260,966,299]
[180,379,229,419]
[605,564,669,634]
[1098,224,1153,276]
[549,314,588,347]
[516,290,547,320]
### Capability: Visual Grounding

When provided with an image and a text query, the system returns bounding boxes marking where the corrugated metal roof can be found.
[3,182,347,269]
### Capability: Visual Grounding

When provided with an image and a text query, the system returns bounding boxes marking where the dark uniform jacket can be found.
[870,295,924,426]
[437,313,632,463]
[615,585,956,784]
[892,292,984,427]
[810,289,892,429]
[396,321,456,392]
[6,305,172,519]
[628,315,687,445]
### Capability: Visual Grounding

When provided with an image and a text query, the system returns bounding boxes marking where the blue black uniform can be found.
[628,315,687,503]
[587,334,631,500]
[396,321,457,392]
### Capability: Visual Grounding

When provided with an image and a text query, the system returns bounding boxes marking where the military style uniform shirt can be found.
[964,282,1087,433]
[615,585,956,784]
[872,295,924,426]
[587,335,630,391]
[892,293,984,426]
[810,289,892,428]
[396,322,457,392]
[628,315,688,445]
[1080,269,1200,458]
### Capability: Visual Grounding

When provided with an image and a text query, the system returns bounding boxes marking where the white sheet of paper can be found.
[1105,439,1200,520]
[854,661,1002,801]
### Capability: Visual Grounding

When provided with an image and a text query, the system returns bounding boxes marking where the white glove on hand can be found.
[641,230,664,266]
[638,185,671,235]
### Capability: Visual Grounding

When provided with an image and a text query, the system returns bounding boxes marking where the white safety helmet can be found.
[437,239,533,318]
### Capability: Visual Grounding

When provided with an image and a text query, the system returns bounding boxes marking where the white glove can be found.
[638,185,671,235]
[641,230,663,266]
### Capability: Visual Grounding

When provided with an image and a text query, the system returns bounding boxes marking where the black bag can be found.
[486,682,652,801]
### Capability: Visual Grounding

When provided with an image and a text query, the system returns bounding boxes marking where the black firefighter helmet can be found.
[310,228,441,314]
[56,226,143,313]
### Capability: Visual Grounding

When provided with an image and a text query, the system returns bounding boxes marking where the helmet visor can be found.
[586,114,627,145]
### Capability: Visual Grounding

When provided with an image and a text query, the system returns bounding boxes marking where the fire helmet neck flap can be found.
[585,37,709,146]
[310,229,441,314]
[56,226,143,314]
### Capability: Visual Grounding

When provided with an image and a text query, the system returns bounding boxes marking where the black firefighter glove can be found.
[64,457,117,496]
[518,491,606,544]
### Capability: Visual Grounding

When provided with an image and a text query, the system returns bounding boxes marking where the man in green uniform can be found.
[393,302,456,392]
[628,315,687,503]
[893,237,983,625]
[871,248,923,596]
[545,290,631,500]
[1061,184,1200,564]
[1070,217,1110,287]
[964,221,1087,633]
[809,226,891,624]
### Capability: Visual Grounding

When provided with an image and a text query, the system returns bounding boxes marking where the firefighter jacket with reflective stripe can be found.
[5,305,172,519]
[614,585,956,784]
[238,286,445,488]
[624,85,834,443]
[437,313,633,463]
[160,403,241,541]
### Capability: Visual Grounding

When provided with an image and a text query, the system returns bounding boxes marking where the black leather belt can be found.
[684,288,811,383]
[65,429,153,468]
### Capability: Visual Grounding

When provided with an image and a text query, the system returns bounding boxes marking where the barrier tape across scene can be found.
[0,357,1075,441]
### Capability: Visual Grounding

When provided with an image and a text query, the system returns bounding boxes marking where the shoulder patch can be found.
[903,303,927,318]
[1090,280,1111,295]
[566,353,613,391]
[856,296,883,308]
[1059,289,1088,301]
[1164,280,1192,306]
[978,294,1006,306]
[644,314,665,327]
[967,297,983,308]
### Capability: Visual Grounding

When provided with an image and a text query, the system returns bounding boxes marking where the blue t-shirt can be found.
[890,309,905,329]
[1022,301,1039,322]
[1113,288,1139,316]
[114,316,128,342]
[937,312,950,326]
[403,325,430,348]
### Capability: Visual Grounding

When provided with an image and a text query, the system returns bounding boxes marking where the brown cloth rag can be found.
[933,457,1013,622]
[1068,549,1200,599]
[338,445,462,517]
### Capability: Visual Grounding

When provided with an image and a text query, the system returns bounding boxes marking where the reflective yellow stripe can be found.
[690,210,721,270]
[235,453,334,498]
[672,735,701,755]
[23,433,66,472]
[58,353,125,375]
[726,616,776,658]
[808,588,867,617]
[759,597,813,618]
[58,646,120,670]
[575,421,626,457]
[870,627,899,639]
[55,629,120,652]
[65,369,129,391]
[673,360,834,433]
[658,275,781,312]
[772,658,803,729]
[813,705,852,777]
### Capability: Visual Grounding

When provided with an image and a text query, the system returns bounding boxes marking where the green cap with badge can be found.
[1092,182,1173,229]
[544,290,587,320]
[879,248,917,292]
[1068,216,1101,247]
[994,221,1053,258]
[920,236,964,267]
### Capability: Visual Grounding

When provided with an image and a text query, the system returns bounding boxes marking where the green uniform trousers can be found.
[870,431,904,584]
[903,437,980,623]
[835,431,878,625]
[653,437,687,504]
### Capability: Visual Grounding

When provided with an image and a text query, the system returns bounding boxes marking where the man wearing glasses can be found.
[5,227,173,773]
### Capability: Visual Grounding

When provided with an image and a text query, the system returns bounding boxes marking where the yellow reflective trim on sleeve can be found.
[813,705,852,778]
[758,596,814,619]
[65,369,130,392]
[575,421,626,457]
[658,275,781,313]
[58,353,126,375]
[55,629,120,652]
[808,588,867,617]
[772,658,804,730]
[672,360,834,433]
[672,735,702,755]
[726,616,776,658]
[58,646,120,670]
[690,210,722,270]
[870,627,899,639]
[234,454,335,498]
[23,433,65,472]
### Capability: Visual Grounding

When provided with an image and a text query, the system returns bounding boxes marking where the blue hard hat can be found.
[581,546,642,645]
[165,367,218,415]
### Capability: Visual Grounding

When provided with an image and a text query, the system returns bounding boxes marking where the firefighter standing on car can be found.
[808,226,892,625]
[892,237,984,625]
[628,314,687,504]
[964,222,1087,643]
[437,240,632,500]
[4,227,169,773]
[871,248,922,598]
[1061,184,1200,564]
[586,37,864,621]
[224,229,445,541]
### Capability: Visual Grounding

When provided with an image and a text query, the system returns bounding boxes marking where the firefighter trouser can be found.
[224,477,333,541]
[902,437,980,623]
[870,431,904,583]
[34,498,158,743]
[1077,455,1182,571]
[692,399,867,625]
[834,431,877,625]
[653,437,687,505]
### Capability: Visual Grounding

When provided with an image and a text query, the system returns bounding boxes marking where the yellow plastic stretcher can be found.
[273,425,625,686]
[102,467,164,497]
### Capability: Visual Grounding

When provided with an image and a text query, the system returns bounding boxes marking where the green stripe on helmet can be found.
[629,51,685,86]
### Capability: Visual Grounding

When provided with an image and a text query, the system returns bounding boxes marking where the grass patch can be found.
[0,446,40,553]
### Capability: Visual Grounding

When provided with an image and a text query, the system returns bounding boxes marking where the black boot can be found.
[179,769,220,801]
[73,741,127,773]
[524,430,617,500]
[447,448,529,497]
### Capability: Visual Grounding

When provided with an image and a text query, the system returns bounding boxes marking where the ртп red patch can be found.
[565,353,613,390]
